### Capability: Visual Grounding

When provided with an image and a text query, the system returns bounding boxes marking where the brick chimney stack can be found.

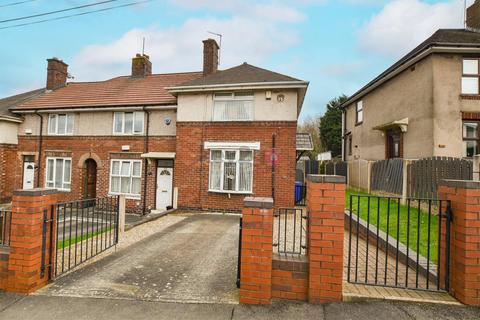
[467,0,480,31]
[131,53,152,77]
[203,39,219,76]
[46,58,68,90]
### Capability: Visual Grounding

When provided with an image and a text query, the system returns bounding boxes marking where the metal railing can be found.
[0,210,12,246]
[53,196,119,278]
[273,208,307,256]
[346,194,452,292]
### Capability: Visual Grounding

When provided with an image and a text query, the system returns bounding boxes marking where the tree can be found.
[319,95,348,158]
[297,115,322,160]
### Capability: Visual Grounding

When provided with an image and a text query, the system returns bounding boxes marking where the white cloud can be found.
[72,12,301,80]
[358,0,471,58]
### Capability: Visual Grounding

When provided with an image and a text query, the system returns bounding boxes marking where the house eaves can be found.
[342,45,480,109]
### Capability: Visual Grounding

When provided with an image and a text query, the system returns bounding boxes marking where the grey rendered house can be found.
[342,6,480,162]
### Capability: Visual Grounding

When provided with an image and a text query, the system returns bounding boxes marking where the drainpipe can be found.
[34,111,43,188]
[142,107,150,215]
[271,133,276,201]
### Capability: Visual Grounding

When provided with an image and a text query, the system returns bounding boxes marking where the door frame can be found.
[22,155,36,190]
[83,158,98,200]
[155,159,174,210]
[385,128,403,159]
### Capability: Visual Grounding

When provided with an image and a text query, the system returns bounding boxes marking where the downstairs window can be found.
[209,149,253,193]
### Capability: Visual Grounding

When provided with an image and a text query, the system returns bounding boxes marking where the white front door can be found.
[23,162,35,189]
[156,167,173,210]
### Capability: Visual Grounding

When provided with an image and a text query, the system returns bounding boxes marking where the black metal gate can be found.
[49,196,120,279]
[346,194,452,292]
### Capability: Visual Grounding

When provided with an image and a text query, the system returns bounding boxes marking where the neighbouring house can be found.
[342,2,480,162]
[0,39,309,213]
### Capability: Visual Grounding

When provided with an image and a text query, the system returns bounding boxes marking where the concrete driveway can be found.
[38,213,240,304]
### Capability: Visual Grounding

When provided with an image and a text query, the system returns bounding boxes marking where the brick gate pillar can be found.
[239,197,274,305]
[6,189,58,293]
[306,175,345,303]
[438,180,480,305]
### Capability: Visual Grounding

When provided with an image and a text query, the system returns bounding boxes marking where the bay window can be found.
[462,59,480,95]
[45,157,71,191]
[213,92,254,121]
[113,112,144,134]
[209,149,253,193]
[48,114,74,135]
[109,160,142,197]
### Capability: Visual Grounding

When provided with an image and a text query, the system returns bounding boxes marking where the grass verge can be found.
[346,189,440,263]
[57,227,114,249]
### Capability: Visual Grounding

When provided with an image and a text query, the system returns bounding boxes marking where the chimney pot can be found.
[131,54,152,77]
[203,39,219,76]
[46,58,68,90]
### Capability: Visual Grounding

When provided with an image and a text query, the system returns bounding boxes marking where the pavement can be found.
[39,213,240,304]
[1,293,480,320]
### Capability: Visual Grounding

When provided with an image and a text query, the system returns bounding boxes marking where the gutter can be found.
[0,115,23,123]
[34,111,43,188]
[342,45,480,108]
[11,105,178,114]
[166,81,309,93]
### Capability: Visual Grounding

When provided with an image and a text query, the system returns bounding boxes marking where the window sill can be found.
[460,94,480,100]
[208,190,253,195]
[108,193,141,200]
[45,188,71,193]
[355,121,363,126]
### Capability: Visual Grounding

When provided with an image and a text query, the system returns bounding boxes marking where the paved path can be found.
[1,294,479,320]
[38,213,240,304]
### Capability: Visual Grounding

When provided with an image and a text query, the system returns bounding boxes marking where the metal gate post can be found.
[236,217,242,288]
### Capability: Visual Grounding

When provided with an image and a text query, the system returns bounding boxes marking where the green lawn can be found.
[346,189,440,263]
[57,227,114,250]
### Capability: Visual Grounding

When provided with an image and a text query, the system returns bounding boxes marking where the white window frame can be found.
[48,114,74,135]
[462,58,480,95]
[113,112,144,135]
[45,157,72,191]
[356,101,364,124]
[213,92,254,121]
[108,159,142,199]
[208,149,254,194]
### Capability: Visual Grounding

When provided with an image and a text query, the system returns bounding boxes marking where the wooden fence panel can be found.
[408,157,473,199]
[370,158,403,195]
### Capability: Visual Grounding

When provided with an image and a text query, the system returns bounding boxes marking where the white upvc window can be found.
[356,101,363,124]
[213,92,254,121]
[462,59,480,95]
[109,160,142,198]
[45,157,71,191]
[209,149,253,193]
[113,112,144,135]
[48,114,74,135]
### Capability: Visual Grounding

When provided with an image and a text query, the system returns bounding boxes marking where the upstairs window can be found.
[462,59,480,95]
[113,112,144,135]
[209,149,253,193]
[48,114,74,135]
[356,101,363,124]
[213,92,254,121]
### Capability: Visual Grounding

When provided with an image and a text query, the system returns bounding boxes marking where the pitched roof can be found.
[176,63,303,87]
[343,29,480,107]
[12,72,203,111]
[0,88,44,119]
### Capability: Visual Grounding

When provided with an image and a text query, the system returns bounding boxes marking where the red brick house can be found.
[1,39,309,213]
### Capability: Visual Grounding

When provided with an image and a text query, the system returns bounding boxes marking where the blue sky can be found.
[0,0,472,121]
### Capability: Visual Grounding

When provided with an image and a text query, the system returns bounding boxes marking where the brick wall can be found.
[0,144,18,203]
[306,175,345,303]
[175,122,296,211]
[0,247,9,289]
[239,197,274,304]
[271,254,308,301]
[15,135,175,212]
[439,180,480,305]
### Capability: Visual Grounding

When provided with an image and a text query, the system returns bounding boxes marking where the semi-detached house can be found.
[0,39,309,213]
